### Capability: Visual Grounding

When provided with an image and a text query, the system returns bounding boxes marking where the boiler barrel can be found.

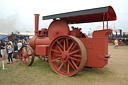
[35,37,50,45]
[29,37,50,49]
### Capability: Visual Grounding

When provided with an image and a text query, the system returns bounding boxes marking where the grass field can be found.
[0,44,128,85]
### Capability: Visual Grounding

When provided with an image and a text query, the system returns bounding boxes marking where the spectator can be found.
[0,41,2,58]
[6,42,9,55]
[21,39,25,46]
[8,40,13,47]
[13,42,18,62]
[1,41,5,60]
[7,43,13,64]
[17,40,22,52]
[114,39,118,49]
[25,40,28,45]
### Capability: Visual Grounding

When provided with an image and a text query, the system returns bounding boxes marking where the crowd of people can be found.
[0,39,28,64]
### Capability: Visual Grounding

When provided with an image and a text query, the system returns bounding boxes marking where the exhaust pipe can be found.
[34,14,40,36]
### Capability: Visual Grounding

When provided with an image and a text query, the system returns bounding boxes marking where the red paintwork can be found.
[30,18,112,68]
[118,40,124,46]
[34,14,40,36]
[35,45,49,56]
[80,29,112,68]
[48,20,70,41]
[28,6,117,76]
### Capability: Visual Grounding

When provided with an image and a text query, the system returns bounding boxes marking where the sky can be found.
[0,0,128,34]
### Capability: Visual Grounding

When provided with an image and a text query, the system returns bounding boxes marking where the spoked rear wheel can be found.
[48,35,87,76]
[19,45,35,66]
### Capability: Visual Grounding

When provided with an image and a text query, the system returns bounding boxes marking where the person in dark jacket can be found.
[13,42,18,61]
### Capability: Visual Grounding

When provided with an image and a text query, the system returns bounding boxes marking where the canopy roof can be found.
[43,6,116,24]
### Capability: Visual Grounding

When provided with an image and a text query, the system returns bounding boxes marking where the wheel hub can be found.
[62,51,69,62]
[24,54,27,58]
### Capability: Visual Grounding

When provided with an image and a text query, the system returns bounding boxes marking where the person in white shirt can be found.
[17,40,22,51]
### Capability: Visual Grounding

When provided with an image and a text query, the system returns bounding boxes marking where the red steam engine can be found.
[19,6,116,76]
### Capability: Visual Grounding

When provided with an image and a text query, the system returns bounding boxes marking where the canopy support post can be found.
[103,13,105,30]
[107,13,108,29]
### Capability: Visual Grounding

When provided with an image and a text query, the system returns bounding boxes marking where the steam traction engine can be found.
[19,6,116,76]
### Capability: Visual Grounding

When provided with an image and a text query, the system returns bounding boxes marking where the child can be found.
[7,43,13,64]
[114,39,118,49]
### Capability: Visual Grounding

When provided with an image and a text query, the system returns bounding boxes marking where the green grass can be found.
[0,44,128,85]
[0,57,116,85]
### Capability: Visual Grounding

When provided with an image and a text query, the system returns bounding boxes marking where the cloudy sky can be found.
[0,0,128,34]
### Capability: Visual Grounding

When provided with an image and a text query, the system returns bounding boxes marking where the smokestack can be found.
[119,29,122,37]
[34,14,40,36]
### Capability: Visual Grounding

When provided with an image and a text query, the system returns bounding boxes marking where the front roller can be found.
[19,45,35,66]
[48,35,87,76]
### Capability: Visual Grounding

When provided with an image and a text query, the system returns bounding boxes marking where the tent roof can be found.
[0,32,8,35]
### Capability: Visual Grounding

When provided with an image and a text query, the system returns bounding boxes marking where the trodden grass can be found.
[0,44,128,85]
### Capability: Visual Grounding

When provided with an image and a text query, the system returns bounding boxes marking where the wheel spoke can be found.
[21,55,25,58]
[63,40,66,51]
[72,54,82,58]
[58,62,64,71]
[51,49,61,54]
[69,49,80,55]
[27,58,30,64]
[57,58,62,66]
[57,45,63,53]
[27,48,30,53]
[57,40,64,50]
[54,54,61,57]
[27,53,32,56]
[71,60,78,69]
[52,57,61,62]
[66,37,68,50]
[69,56,80,62]
[70,43,77,52]
[24,58,27,64]
[67,42,74,52]
[28,57,32,60]
[68,60,75,70]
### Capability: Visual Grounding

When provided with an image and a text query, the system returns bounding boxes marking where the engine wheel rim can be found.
[118,40,124,46]
[48,35,87,76]
[19,46,35,66]
[125,41,128,45]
